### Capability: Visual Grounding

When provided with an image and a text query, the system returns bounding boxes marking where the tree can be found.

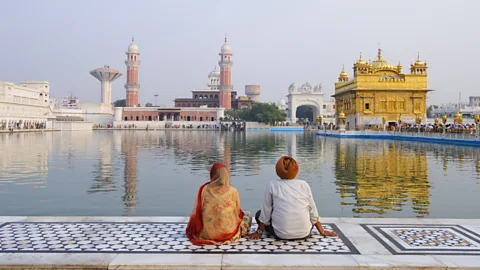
[113,99,126,107]
[236,102,287,124]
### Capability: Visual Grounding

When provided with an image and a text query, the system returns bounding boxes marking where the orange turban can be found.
[275,156,299,180]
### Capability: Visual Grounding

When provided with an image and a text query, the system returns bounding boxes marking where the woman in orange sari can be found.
[186,163,252,246]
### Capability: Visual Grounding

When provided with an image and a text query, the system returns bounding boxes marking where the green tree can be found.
[237,102,287,124]
[113,99,126,107]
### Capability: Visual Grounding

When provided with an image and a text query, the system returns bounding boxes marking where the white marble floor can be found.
[0,216,479,269]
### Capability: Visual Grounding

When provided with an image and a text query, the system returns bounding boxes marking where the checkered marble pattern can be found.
[0,222,358,254]
[362,224,480,255]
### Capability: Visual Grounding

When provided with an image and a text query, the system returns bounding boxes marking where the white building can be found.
[50,95,114,126]
[0,81,53,129]
[286,82,336,123]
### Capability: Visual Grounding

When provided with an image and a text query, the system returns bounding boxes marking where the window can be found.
[379,98,386,111]
[365,103,370,110]
[397,98,405,110]
[136,116,139,121]
[211,117,214,121]
[200,117,203,121]
[388,99,396,111]
[124,117,127,121]
[323,105,326,109]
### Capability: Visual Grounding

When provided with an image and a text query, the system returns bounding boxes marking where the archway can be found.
[287,82,326,123]
[296,105,315,123]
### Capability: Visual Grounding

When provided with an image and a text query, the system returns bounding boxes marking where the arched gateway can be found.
[287,82,331,123]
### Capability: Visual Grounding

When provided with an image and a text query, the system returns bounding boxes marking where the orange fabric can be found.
[186,164,244,246]
[275,156,299,180]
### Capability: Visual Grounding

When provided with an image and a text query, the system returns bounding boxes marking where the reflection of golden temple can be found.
[334,141,430,217]
[334,49,432,129]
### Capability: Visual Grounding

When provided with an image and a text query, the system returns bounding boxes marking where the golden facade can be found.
[333,49,432,128]
[334,141,430,217]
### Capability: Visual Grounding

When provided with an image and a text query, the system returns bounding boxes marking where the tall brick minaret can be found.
[125,38,140,107]
[218,37,233,109]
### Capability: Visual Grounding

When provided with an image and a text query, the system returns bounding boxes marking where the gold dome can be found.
[414,53,424,65]
[339,65,348,81]
[356,52,366,65]
[339,111,346,118]
[371,48,395,69]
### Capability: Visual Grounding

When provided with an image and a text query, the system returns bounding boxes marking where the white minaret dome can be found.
[208,67,220,78]
[279,99,286,106]
[128,38,139,54]
[220,37,232,54]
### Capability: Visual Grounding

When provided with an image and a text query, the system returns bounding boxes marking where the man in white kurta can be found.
[248,156,337,240]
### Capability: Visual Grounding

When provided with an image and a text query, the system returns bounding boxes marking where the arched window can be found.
[211,117,214,121]
[194,95,198,99]
[148,116,152,121]
[214,94,218,98]
[397,98,405,110]
[365,103,370,110]
[124,117,128,121]
[210,94,213,99]
[187,116,191,121]
[388,98,396,111]
[200,117,203,121]
[136,116,139,121]
[379,98,387,111]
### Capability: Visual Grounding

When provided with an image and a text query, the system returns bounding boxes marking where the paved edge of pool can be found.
[0,217,479,269]
[316,131,480,147]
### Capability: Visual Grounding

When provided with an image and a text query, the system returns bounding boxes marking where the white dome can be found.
[208,68,220,78]
[278,99,286,106]
[128,39,139,54]
[221,42,232,54]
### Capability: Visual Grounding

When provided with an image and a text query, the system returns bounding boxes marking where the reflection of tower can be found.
[125,38,141,107]
[122,133,138,216]
[90,65,123,105]
[287,133,297,158]
[334,141,430,217]
[222,134,232,171]
[219,37,233,109]
[89,136,116,193]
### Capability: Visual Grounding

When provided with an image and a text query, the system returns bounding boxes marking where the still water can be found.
[0,131,479,218]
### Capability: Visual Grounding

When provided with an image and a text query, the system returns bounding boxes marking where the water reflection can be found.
[334,140,430,217]
[122,132,138,216]
[0,131,480,217]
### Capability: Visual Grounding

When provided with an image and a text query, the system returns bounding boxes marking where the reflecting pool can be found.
[0,131,479,218]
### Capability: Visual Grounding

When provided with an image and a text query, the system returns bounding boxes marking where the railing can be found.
[318,129,480,141]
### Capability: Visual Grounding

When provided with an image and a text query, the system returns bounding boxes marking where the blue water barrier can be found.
[316,131,480,147]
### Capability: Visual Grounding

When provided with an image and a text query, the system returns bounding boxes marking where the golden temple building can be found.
[333,49,432,129]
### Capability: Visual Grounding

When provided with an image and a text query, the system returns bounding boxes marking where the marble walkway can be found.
[0,216,479,269]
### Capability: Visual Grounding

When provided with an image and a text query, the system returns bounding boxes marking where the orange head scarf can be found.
[186,163,243,246]
[275,156,299,180]
[210,163,227,181]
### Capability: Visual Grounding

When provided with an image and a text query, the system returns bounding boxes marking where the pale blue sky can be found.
[1,0,478,105]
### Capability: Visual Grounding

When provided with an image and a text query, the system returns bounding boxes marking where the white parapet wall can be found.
[112,121,219,129]
[52,121,93,131]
